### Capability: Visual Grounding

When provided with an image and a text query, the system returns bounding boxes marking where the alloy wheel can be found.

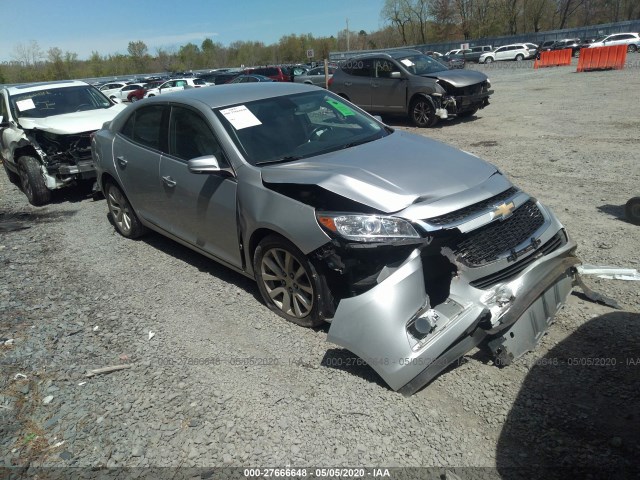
[260,247,314,318]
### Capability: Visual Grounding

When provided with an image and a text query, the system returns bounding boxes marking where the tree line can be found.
[1,0,638,84]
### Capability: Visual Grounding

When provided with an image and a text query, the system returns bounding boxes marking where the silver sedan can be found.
[293,66,335,88]
[91,83,579,394]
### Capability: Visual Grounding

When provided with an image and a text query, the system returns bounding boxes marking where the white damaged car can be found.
[0,80,127,205]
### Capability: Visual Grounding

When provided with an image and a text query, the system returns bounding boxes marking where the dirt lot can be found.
[1,61,639,479]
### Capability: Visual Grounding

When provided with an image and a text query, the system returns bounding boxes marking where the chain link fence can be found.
[330,20,640,60]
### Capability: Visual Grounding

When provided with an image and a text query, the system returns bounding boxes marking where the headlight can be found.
[317,213,419,242]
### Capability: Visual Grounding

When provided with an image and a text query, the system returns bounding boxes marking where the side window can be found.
[0,95,8,122]
[169,107,223,161]
[496,47,505,53]
[345,59,373,77]
[120,105,167,151]
[373,59,398,78]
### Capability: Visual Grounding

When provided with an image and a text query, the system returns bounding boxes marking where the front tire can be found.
[458,107,479,118]
[105,181,146,238]
[409,97,438,128]
[484,57,494,64]
[18,156,51,206]
[254,235,325,327]
[3,160,20,185]
[625,197,640,226]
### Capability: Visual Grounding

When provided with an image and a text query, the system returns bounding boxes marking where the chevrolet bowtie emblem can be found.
[492,201,515,220]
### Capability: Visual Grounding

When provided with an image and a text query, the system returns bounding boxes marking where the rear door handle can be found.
[344,81,352,86]
[162,175,176,187]
[116,156,127,168]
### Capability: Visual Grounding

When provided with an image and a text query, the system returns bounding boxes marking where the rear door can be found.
[112,105,169,227]
[336,59,373,110]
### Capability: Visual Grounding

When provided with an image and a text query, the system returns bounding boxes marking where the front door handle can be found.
[116,156,127,168]
[344,81,352,86]
[162,175,177,187]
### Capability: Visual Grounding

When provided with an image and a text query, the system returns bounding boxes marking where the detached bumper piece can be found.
[327,237,579,396]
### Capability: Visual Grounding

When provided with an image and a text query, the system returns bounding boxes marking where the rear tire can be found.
[254,235,325,327]
[515,54,524,61]
[409,97,438,128]
[625,197,640,226]
[104,181,147,238]
[18,156,51,206]
[627,44,637,53]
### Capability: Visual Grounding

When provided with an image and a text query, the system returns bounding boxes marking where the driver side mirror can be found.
[390,71,402,79]
[188,155,234,177]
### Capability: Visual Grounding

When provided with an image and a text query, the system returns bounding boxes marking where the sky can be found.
[0,0,387,62]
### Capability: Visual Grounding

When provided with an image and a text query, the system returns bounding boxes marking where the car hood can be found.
[261,131,498,213]
[421,69,488,87]
[18,105,128,134]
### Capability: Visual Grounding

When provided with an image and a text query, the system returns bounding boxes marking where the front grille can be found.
[470,230,567,289]
[452,200,545,266]
[426,187,519,226]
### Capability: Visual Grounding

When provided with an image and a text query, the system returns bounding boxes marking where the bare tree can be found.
[12,40,43,66]
[382,0,413,44]
[454,0,475,40]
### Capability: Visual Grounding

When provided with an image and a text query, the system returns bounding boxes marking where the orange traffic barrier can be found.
[577,45,627,72]
[534,49,572,69]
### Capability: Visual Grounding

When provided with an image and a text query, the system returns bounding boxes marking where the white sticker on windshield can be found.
[220,105,262,130]
[16,99,36,112]
[400,59,415,67]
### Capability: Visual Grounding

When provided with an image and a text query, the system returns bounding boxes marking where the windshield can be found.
[394,54,448,75]
[215,90,389,166]
[10,85,113,119]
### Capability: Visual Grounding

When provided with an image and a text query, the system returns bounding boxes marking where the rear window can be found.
[193,79,206,86]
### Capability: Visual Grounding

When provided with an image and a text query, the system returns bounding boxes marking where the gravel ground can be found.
[1,60,639,479]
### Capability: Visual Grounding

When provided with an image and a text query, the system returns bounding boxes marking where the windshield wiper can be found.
[255,155,303,166]
[342,134,384,150]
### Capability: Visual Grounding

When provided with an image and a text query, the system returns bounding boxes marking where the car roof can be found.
[3,79,89,95]
[344,49,422,61]
[141,82,317,109]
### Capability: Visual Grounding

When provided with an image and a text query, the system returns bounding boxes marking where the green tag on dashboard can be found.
[326,99,355,116]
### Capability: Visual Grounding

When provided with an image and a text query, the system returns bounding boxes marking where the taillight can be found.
[328,77,334,88]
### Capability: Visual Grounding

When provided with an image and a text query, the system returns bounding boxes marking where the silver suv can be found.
[329,50,493,127]
[0,80,126,205]
[92,83,578,394]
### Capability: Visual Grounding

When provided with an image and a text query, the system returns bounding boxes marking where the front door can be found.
[157,106,241,267]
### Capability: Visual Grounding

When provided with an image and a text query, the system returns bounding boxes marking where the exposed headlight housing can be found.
[317,213,419,242]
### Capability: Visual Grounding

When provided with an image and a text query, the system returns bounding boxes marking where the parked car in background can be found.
[293,66,336,87]
[91,82,578,395]
[538,40,557,52]
[98,81,131,98]
[144,78,207,98]
[228,74,275,83]
[479,43,537,63]
[439,54,465,69]
[551,38,582,56]
[244,66,292,82]
[445,49,461,56]
[449,45,493,63]
[588,32,640,52]
[109,84,144,101]
[329,50,492,127]
[197,72,241,85]
[127,81,164,102]
[0,80,127,205]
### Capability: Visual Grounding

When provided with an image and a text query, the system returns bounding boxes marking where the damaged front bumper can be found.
[327,233,578,396]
